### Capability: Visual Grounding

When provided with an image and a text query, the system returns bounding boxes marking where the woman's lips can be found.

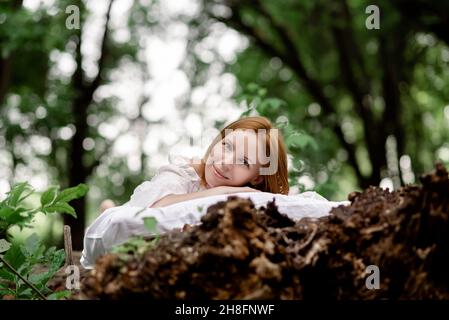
[213,165,228,180]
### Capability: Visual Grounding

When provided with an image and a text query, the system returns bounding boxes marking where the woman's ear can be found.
[250,175,264,186]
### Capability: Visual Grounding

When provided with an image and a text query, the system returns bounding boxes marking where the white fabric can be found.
[125,154,204,208]
[80,191,349,269]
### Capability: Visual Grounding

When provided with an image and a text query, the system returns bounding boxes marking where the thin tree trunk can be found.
[380,32,408,186]
[0,56,13,108]
[64,0,113,250]
[0,0,22,107]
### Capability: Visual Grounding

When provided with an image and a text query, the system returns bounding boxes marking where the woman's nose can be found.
[221,152,235,165]
[216,154,234,173]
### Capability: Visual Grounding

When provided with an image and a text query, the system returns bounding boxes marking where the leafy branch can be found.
[0,182,88,300]
[0,183,88,239]
[0,254,46,300]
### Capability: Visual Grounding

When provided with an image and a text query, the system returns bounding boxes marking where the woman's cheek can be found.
[228,171,248,186]
[205,167,216,187]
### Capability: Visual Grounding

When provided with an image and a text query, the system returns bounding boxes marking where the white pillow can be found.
[80,192,348,269]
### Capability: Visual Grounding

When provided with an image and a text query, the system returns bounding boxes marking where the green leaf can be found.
[54,184,88,203]
[22,233,41,257]
[6,183,32,207]
[2,207,32,226]
[0,206,13,218]
[28,271,52,286]
[24,248,65,293]
[143,217,157,233]
[40,187,58,207]
[3,241,26,270]
[46,249,65,273]
[43,203,76,217]
[0,239,11,253]
[0,289,14,297]
[0,206,15,222]
[0,267,15,282]
[16,287,33,298]
[47,290,71,300]
[111,235,144,254]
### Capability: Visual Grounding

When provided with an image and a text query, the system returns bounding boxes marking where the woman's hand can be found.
[206,186,261,196]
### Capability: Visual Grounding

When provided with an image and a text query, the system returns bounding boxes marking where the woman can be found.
[81,116,289,268]
[128,116,289,209]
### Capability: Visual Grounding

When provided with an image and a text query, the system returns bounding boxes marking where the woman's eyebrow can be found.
[225,137,235,149]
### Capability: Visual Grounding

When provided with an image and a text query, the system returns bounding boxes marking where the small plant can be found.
[111,216,159,257]
[0,182,88,300]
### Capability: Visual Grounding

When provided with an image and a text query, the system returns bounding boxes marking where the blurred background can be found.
[0,0,448,249]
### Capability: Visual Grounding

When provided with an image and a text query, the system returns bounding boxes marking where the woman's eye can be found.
[222,140,232,150]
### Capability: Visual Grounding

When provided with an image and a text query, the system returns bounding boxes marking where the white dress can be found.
[125,154,205,208]
[80,154,204,268]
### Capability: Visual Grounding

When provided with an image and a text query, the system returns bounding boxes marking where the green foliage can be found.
[0,0,147,246]
[0,183,87,299]
[0,234,67,300]
[111,216,159,258]
[0,183,88,238]
[238,82,286,117]
[42,184,89,217]
[143,217,158,234]
[110,235,157,257]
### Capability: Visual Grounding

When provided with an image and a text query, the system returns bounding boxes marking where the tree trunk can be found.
[0,56,13,108]
[65,93,89,250]
[0,0,22,107]
[63,0,113,250]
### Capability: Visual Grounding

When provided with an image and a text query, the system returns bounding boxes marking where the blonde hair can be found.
[199,116,289,194]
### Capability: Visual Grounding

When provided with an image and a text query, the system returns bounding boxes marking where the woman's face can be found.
[204,129,264,188]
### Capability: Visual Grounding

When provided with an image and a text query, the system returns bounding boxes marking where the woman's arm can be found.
[151,186,260,208]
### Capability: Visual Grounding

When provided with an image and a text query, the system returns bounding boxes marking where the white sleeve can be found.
[127,164,191,208]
